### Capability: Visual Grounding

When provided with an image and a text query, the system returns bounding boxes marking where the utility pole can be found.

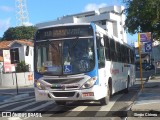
[15,0,29,26]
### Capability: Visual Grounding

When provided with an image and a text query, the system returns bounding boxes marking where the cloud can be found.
[23,22,33,26]
[83,3,107,12]
[0,18,11,32]
[0,6,13,12]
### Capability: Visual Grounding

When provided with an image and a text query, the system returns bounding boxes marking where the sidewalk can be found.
[0,85,34,90]
[127,74,160,119]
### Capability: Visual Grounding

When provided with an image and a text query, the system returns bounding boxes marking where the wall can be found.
[0,72,34,87]
[10,43,34,72]
[24,46,34,71]
[19,46,25,61]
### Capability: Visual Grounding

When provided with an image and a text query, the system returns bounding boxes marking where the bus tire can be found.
[100,81,111,106]
[55,101,66,105]
[124,76,130,94]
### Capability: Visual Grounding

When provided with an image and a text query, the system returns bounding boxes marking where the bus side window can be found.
[121,45,125,62]
[116,42,122,62]
[110,39,116,62]
[96,36,105,68]
[130,50,135,64]
[104,35,111,60]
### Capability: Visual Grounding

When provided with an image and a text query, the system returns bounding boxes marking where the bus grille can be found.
[44,78,83,84]
[52,92,75,97]
[50,84,79,90]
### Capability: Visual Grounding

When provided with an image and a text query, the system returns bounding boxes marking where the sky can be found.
[0,0,137,44]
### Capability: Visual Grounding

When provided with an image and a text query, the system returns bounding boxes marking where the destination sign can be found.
[36,25,93,40]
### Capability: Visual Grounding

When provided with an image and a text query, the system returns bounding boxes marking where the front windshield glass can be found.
[36,38,95,75]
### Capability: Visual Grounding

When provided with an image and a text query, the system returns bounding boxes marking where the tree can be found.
[2,26,37,40]
[124,0,160,40]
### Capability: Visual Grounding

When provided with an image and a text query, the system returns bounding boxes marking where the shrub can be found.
[16,61,29,72]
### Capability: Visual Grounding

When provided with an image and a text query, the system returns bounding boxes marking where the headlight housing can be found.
[81,76,97,89]
[35,80,45,90]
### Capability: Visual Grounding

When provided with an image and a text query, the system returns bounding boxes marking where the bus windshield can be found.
[36,37,95,75]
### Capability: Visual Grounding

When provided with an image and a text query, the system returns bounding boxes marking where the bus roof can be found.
[36,23,92,29]
[35,22,133,49]
[36,22,116,40]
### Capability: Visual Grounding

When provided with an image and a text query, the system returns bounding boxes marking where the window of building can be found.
[10,48,19,64]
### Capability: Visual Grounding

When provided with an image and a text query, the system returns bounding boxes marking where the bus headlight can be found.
[81,76,97,89]
[35,80,45,90]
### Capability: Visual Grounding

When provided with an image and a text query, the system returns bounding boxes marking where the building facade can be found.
[0,40,34,72]
[36,5,127,43]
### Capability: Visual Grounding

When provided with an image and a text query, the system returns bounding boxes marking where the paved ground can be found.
[127,74,160,119]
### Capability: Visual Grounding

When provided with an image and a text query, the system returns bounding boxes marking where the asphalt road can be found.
[0,70,155,120]
[0,82,142,120]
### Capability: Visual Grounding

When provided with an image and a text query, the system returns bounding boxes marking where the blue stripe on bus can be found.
[34,72,43,80]
[85,66,99,85]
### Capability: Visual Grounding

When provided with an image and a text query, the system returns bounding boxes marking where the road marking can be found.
[26,101,54,112]
[8,117,23,120]
[0,98,35,109]
[0,93,127,118]
[66,102,94,117]
[95,94,123,116]
[8,117,22,120]
[8,101,39,111]
[42,105,65,117]
[0,96,34,105]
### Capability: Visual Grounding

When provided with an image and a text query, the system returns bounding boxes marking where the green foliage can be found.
[124,0,160,40]
[16,61,29,72]
[2,26,37,40]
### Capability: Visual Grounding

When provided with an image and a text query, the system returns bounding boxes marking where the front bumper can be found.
[35,85,107,101]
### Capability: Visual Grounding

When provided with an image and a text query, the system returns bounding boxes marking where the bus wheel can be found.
[55,101,66,105]
[100,83,110,106]
[124,76,130,94]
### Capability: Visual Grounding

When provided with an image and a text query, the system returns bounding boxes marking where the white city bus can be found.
[34,23,135,105]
